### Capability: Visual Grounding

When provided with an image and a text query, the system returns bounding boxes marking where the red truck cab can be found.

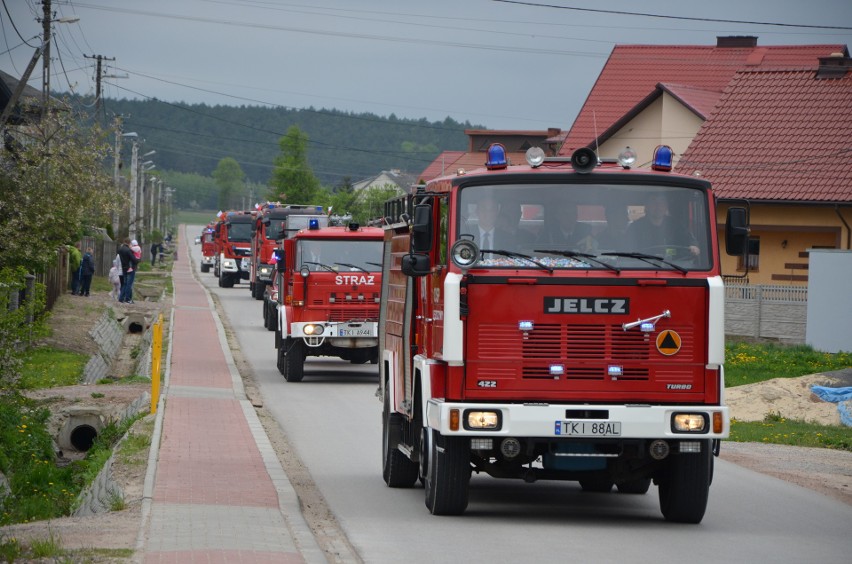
[379,144,750,522]
[212,210,255,287]
[249,203,327,300]
[274,221,385,382]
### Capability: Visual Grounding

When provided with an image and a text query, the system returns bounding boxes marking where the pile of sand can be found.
[726,371,852,426]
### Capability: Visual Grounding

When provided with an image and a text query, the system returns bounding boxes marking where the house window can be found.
[737,237,760,271]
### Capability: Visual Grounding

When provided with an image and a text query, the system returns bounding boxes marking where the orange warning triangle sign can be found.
[656,330,681,355]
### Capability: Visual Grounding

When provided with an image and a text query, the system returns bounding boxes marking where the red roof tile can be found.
[659,83,722,120]
[676,69,852,202]
[558,43,847,155]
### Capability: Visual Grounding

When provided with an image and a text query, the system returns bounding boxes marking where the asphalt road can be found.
[187,230,852,564]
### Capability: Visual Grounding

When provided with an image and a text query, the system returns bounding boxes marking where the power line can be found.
[492,0,852,31]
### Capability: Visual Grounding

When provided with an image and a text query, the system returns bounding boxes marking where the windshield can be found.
[227,221,253,242]
[298,239,383,272]
[457,183,712,271]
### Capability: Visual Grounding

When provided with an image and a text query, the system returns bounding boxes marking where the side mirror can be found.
[401,253,431,277]
[411,203,433,253]
[725,207,749,256]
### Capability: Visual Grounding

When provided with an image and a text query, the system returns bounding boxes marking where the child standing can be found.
[108,263,121,300]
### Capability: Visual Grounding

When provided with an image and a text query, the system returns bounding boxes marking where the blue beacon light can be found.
[651,145,674,172]
[308,218,320,230]
[485,143,508,170]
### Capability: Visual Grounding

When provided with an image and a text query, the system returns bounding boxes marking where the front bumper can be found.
[425,400,729,439]
[291,321,378,348]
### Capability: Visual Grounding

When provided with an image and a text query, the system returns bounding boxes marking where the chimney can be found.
[716,36,758,48]
[816,53,852,79]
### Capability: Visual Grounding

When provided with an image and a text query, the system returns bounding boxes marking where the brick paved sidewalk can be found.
[137,225,325,563]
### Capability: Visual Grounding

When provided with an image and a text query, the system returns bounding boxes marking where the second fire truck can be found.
[274,221,385,382]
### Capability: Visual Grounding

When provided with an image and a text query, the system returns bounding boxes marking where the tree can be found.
[0,102,119,271]
[351,185,402,224]
[268,125,322,204]
[212,157,245,210]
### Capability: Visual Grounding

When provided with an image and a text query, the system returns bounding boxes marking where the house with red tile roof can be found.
[555,36,851,285]
[677,54,852,285]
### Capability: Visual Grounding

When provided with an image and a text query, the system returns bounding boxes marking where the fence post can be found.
[150,313,163,414]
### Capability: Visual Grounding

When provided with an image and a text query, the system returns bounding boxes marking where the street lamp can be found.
[138,161,156,241]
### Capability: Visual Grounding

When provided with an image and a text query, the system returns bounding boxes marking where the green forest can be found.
[85,96,480,212]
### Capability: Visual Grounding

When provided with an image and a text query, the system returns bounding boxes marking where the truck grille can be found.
[475,323,694,381]
[307,305,378,322]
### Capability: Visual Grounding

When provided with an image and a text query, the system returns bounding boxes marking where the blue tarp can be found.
[810,386,852,427]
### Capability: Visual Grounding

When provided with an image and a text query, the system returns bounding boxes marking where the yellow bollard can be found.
[150,313,163,414]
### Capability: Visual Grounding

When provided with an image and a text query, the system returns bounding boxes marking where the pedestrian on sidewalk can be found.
[69,242,82,295]
[118,239,139,304]
[79,247,96,297]
[150,241,161,267]
[108,262,121,301]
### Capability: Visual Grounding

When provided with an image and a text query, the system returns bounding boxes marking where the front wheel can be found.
[278,338,305,382]
[658,440,712,523]
[424,430,470,515]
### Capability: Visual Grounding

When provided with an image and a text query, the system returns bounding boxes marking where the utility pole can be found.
[0,45,44,128]
[129,140,138,240]
[41,0,51,113]
[84,54,116,115]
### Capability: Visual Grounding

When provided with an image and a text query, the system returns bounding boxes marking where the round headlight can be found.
[300,265,310,278]
[451,239,479,270]
[618,146,637,168]
[525,146,545,168]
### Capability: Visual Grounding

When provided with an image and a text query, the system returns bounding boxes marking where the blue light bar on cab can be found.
[651,145,674,171]
[308,218,320,230]
[485,143,508,170]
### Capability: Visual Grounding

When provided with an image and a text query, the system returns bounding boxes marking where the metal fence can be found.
[725,283,808,343]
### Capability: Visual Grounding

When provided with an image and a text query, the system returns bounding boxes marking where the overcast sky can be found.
[2,0,851,131]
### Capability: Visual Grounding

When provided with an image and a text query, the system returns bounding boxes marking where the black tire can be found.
[658,441,712,523]
[265,300,274,331]
[579,477,614,493]
[382,383,418,488]
[424,429,470,515]
[278,338,305,382]
[349,349,371,364]
[200,263,210,273]
[252,281,264,300]
[616,478,652,494]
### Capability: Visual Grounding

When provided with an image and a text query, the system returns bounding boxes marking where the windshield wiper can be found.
[303,261,335,272]
[535,249,621,273]
[601,252,687,274]
[335,262,368,273]
[482,249,553,273]
[366,261,383,269]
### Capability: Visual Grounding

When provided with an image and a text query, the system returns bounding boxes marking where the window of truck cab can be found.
[296,239,384,272]
[227,221,253,242]
[456,183,712,271]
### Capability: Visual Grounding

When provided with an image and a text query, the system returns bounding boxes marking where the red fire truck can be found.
[200,223,216,273]
[274,221,385,382]
[212,210,256,287]
[249,203,327,300]
[379,143,749,522]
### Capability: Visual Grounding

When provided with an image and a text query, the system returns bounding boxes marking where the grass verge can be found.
[724,339,851,451]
